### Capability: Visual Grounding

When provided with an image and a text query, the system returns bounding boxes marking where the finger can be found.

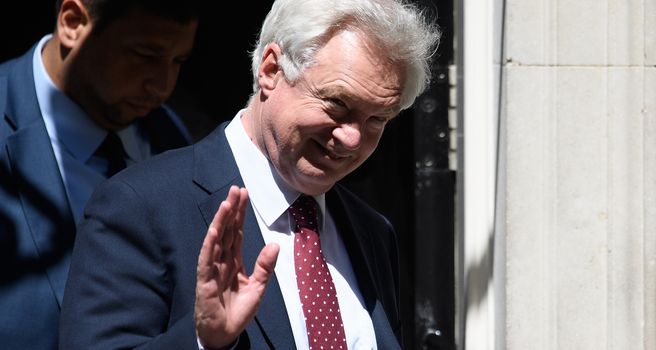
[209,189,239,250]
[234,188,249,230]
[232,188,249,272]
[214,187,246,286]
[211,186,240,232]
[203,187,241,282]
[197,223,219,282]
[229,230,245,290]
[199,197,235,281]
[250,243,280,285]
[219,186,241,251]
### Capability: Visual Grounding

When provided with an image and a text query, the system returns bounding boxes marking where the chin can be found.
[107,117,138,131]
[294,172,341,195]
[281,159,343,194]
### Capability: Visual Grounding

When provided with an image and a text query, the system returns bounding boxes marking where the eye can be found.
[174,56,190,65]
[364,116,388,131]
[131,49,157,62]
[327,98,347,108]
[370,116,389,124]
[323,98,349,118]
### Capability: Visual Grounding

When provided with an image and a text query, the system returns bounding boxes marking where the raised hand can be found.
[194,186,280,349]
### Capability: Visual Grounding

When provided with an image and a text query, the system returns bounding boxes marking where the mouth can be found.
[126,100,158,116]
[313,139,350,162]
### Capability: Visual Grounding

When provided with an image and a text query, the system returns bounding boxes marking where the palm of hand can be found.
[195,186,279,349]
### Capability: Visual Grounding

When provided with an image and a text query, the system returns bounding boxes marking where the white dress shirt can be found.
[225,112,377,349]
[33,35,152,222]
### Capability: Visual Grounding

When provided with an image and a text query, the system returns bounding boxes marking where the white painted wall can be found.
[459,0,656,348]
[457,0,505,349]
[497,0,656,349]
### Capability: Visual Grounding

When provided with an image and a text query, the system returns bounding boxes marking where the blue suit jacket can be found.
[0,44,191,350]
[59,123,403,349]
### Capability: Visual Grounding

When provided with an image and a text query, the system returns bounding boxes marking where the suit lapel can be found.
[327,188,399,346]
[3,46,75,307]
[193,125,296,349]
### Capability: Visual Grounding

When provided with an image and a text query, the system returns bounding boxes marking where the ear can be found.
[56,0,92,49]
[257,43,285,96]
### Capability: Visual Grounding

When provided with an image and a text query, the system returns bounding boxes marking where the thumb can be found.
[251,243,280,285]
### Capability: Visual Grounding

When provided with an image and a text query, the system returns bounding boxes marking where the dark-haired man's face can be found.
[70,9,197,131]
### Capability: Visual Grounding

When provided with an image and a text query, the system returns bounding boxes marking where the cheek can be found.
[361,128,384,153]
[268,109,307,146]
[93,78,124,104]
[93,64,127,93]
[273,126,305,158]
[106,58,145,86]
[260,116,297,163]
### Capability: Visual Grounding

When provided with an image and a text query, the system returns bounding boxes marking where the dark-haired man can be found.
[0,0,199,348]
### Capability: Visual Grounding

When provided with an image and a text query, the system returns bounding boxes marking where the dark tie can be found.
[95,132,127,177]
[289,195,348,349]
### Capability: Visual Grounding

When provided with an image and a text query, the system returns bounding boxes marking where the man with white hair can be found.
[60,0,440,348]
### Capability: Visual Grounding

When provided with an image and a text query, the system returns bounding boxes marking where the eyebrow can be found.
[315,85,347,99]
[133,43,167,55]
[316,85,400,116]
[133,43,192,60]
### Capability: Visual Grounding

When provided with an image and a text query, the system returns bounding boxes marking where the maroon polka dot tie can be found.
[289,195,348,349]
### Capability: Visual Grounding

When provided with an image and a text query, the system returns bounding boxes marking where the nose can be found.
[144,62,178,99]
[332,123,361,151]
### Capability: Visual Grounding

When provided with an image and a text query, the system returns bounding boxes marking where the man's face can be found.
[71,9,197,131]
[255,30,404,195]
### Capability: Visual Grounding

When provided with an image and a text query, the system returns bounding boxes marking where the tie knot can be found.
[289,195,319,231]
[96,132,125,156]
[95,132,127,177]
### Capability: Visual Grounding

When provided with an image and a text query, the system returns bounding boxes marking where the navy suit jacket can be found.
[60,123,403,349]
[0,44,191,350]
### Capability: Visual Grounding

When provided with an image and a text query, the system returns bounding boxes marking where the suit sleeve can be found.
[59,177,198,350]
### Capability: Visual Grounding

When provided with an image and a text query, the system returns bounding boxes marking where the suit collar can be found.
[31,34,102,164]
[192,122,241,194]
[4,44,43,129]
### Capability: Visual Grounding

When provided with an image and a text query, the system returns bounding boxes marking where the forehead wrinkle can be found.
[302,30,404,115]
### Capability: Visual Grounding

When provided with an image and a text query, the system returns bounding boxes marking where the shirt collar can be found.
[33,34,141,163]
[224,110,326,229]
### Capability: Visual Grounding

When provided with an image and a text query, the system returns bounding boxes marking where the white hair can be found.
[250,0,441,110]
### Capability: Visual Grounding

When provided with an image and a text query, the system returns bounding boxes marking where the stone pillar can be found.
[502,0,656,348]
